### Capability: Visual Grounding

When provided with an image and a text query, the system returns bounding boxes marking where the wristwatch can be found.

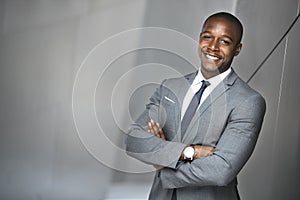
[183,145,196,161]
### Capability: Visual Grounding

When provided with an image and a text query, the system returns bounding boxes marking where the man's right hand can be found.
[148,119,166,140]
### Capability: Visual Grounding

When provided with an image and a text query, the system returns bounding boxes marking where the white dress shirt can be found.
[181,68,232,120]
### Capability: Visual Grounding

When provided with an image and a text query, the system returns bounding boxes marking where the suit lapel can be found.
[177,72,197,105]
[171,72,197,142]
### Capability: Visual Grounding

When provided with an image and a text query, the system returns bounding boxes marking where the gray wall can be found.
[0,0,299,199]
[235,0,300,199]
[0,0,147,199]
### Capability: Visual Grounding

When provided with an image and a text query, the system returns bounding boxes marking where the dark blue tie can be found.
[171,80,210,200]
[181,80,210,137]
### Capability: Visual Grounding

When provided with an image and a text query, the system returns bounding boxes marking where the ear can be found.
[234,43,242,56]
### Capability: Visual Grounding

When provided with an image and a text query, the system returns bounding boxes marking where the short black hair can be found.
[203,12,243,44]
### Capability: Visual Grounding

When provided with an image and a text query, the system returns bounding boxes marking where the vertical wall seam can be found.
[232,0,238,14]
[273,0,298,149]
[269,32,289,200]
[273,36,288,139]
[270,2,299,197]
[297,0,300,15]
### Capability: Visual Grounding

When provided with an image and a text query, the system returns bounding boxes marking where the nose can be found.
[208,39,219,51]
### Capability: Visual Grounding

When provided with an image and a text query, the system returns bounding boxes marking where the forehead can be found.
[202,17,240,41]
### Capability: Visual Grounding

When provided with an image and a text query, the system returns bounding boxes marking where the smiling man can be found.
[199,13,242,79]
[126,12,266,200]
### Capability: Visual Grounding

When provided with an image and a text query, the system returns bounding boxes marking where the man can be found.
[125,12,266,200]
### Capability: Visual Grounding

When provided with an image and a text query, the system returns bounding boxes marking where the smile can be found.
[206,54,219,60]
[204,52,222,61]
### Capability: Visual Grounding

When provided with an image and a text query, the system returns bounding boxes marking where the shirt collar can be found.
[193,67,232,87]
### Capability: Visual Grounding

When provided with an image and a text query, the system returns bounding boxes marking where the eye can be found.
[201,34,212,40]
[220,39,231,45]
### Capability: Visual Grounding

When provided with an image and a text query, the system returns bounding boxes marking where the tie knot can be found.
[195,80,210,97]
[201,80,210,88]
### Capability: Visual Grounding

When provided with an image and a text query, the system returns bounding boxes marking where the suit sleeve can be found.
[125,80,186,169]
[160,94,266,188]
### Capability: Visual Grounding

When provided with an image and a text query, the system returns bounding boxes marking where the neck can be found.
[200,68,220,79]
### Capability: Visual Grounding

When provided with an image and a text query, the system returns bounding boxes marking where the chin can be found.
[202,64,221,73]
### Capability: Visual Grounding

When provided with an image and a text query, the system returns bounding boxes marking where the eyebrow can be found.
[200,31,234,42]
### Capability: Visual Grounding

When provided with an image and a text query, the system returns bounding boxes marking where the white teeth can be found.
[206,54,219,60]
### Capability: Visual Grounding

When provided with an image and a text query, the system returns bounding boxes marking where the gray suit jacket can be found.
[126,70,266,200]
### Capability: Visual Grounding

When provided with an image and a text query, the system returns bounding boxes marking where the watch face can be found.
[184,146,194,158]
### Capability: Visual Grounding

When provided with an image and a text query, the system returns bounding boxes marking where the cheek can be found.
[222,48,235,58]
[199,41,207,48]
[198,43,205,54]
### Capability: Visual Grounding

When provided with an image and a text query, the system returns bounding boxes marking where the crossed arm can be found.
[126,94,266,188]
[125,79,266,188]
[147,119,215,161]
